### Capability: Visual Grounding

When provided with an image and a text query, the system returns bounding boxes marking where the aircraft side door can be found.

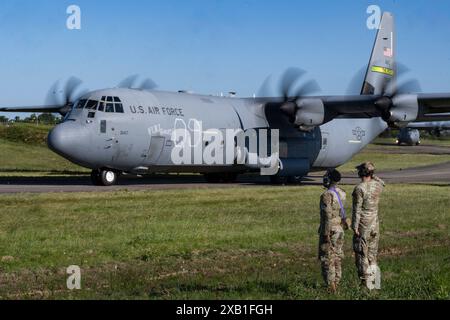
[143,136,166,166]
[94,116,117,165]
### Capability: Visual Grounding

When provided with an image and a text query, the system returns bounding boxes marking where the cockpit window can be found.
[75,99,87,109]
[105,103,114,113]
[115,103,124,113]
[96,96,124,113]
[85,100,98,110]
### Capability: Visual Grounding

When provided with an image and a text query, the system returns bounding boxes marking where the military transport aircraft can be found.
[396,122,450,145]
[2,12,450,186]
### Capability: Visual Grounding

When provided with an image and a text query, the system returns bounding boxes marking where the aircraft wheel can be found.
[288,176,303,185]
[270,176,289,185]
[91,169,119,186]
[90,170,102,186]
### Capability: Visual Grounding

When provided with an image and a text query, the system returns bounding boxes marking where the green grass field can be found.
[0,185,449,300]
[338,152,450,173]
[0,124,87,176]
[0,139,87,175]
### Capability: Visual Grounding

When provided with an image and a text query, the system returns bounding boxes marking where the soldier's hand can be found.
[354,230,360,237]
[342,219,350,230]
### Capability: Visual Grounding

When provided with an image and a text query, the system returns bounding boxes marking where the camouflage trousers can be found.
[319,229,344,286]
[353,228,380,281]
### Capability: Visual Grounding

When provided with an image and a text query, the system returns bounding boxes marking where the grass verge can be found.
[0,185,449,300]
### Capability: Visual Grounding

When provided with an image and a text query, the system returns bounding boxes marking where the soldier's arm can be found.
[321,193,333,238]
[373,175,386,187]
[352,187,364,235]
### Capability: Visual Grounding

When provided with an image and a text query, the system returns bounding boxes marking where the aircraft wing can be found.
[323,94,450,121]
[407,121,450,130]
[257,92,450,128]
[0,105,67,114]
[416,93,450,122]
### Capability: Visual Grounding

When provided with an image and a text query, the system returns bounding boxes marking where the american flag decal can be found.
[384,47,393,58]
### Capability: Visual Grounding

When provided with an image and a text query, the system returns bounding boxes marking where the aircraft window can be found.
[98,101,105,112]
[75,99,87,109]
[101,96,107,101]
[115,103,124,113]
[85,100,98,110]
[113,97,122,103]
[106,103,114,113]
[106,96,113,102]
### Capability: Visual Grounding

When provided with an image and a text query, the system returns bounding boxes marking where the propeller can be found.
[258,67,321,120]
[374,65,422,123]
[345,62,422,125]
[279,68,321,120]
[45,77,89,115]
[118,74,157,90]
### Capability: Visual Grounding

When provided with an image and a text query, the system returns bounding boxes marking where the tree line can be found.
[0,113,62,125]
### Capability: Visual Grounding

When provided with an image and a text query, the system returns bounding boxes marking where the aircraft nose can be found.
[48,123,90,163]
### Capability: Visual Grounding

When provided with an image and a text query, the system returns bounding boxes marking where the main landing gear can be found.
[204,173,238,183]
[91,169,120,186]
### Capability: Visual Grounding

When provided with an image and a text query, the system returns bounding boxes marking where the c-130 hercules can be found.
[2,12,450,186]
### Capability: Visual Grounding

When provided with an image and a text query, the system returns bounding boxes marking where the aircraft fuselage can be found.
[48,88,388,180]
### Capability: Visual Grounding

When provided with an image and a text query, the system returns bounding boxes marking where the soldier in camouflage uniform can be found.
[352,162,385,288]
[319,169,349,292]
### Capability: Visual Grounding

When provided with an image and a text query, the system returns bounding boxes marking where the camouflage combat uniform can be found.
[319,186,346,287]
[352,176,385,282]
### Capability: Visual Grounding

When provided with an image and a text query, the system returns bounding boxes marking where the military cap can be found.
[356,162,375,176]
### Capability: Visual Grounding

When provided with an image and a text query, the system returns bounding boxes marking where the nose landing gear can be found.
[91,169,120,186]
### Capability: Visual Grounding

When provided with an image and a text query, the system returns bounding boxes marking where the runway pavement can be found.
[0,144,449,194]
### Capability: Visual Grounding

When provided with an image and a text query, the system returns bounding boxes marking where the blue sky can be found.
[1,0,450,118]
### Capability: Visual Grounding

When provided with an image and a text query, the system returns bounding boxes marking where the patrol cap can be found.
[327,169,342,183]
[356,162,375,176]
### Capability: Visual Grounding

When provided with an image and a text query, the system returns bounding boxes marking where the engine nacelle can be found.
[293,98,325,129]
[388,94,419,126]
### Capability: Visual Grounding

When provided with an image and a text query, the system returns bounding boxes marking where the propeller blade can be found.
[45,77,87,107]
[140,78,158,90]
[279,68,306,99]
[346,66,367,95]
[118,74,139,88]
[396,79,422,94]
[118,75,158,90]
[296,79,321,97]
[45,80,61,105]
[257,75,273,98]
[64,77,84,103]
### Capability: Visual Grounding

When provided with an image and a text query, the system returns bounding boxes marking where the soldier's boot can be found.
[328,282,337,294]
[360,279,370,293]
[334,281,340,291]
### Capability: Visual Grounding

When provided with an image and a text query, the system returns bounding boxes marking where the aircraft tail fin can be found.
[361,12,396,95]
